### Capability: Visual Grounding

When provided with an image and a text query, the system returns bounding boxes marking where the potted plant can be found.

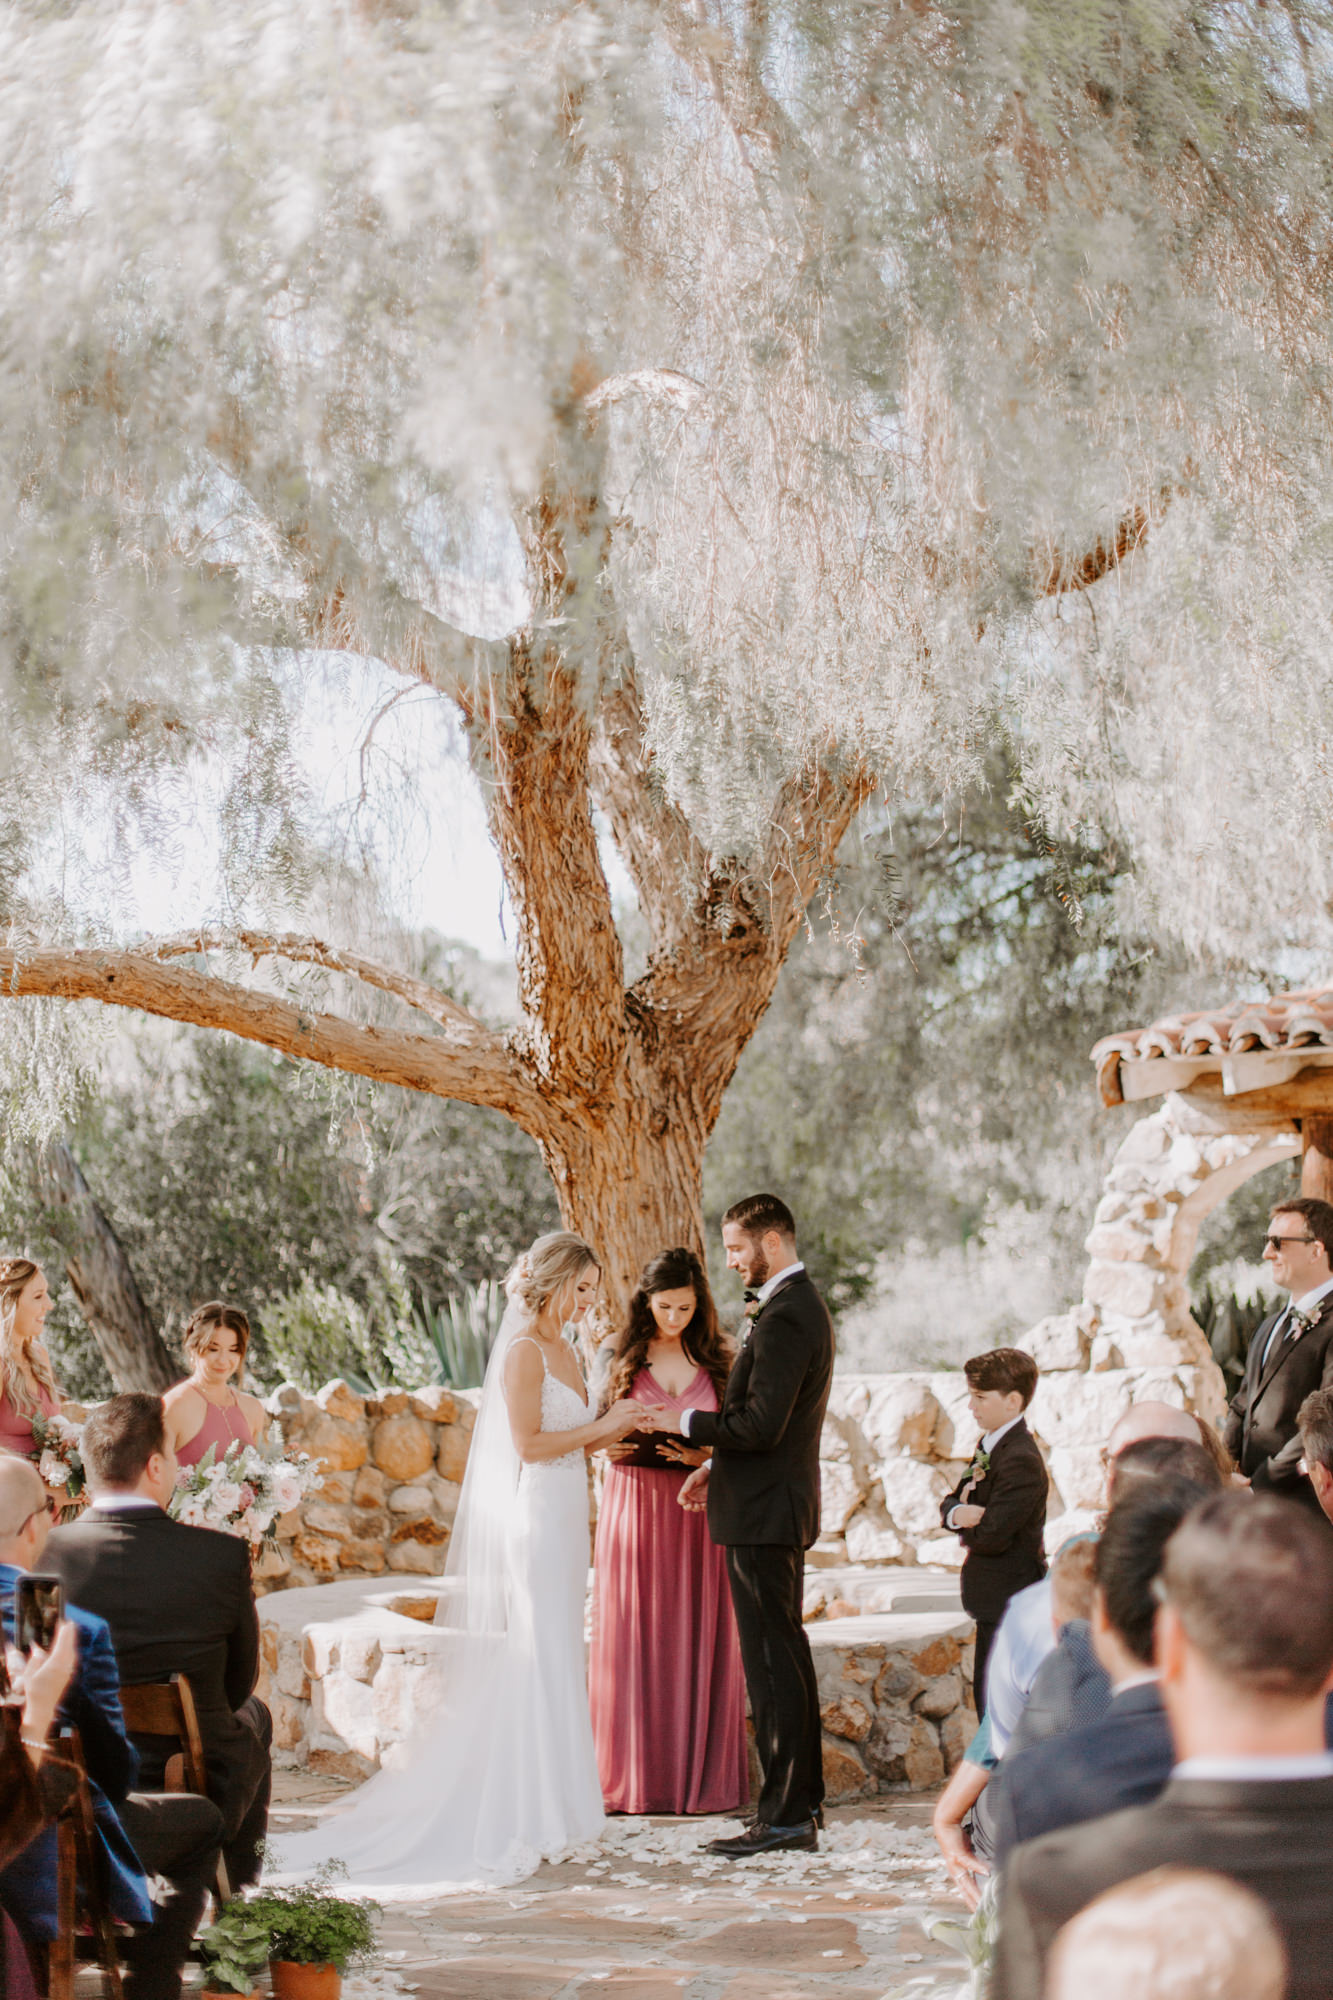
[246,1868,379,2000]
[197,1904,272,2000]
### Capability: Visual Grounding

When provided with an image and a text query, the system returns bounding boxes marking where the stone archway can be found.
[1080,1093,1299,1403]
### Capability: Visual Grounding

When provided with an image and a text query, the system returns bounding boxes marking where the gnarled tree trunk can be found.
[32,1141,177,1392]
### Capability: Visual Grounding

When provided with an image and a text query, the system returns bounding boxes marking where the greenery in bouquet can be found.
[197,1903,272,1996]
[30,1412,85,1511]
[168,1436,322,1547]
[247,1864,379,1971]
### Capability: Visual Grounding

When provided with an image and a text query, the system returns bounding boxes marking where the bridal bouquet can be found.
[30,1411,86,1514]
[170,1437,323,1547]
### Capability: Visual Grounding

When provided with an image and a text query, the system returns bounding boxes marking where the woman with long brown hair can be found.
[589,1245,748,1815]
[0,1262,62,1462]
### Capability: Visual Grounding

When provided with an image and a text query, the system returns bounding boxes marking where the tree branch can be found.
[144,929,489,1041]
[0,947,540,1127]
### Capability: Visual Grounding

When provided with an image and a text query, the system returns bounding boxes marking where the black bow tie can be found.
[743,1289,759,1304]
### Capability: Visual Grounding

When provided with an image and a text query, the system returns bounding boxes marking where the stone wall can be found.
[256,1380,479,1592]
[255,1575,975,1797]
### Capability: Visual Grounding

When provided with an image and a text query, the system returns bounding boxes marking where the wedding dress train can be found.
[273,1334,606,1892]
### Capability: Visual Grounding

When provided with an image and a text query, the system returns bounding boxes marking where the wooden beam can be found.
[1302,1118,1333,1203]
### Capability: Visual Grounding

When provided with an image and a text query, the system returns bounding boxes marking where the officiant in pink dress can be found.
[589,1247,749,1816]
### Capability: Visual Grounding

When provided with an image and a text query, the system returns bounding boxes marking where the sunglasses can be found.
[1263,1234,1316,1253]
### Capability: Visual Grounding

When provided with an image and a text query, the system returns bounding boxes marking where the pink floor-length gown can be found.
[175,1398,255,1468]
[589,1363,749,1815]
[0,1384,60,1460]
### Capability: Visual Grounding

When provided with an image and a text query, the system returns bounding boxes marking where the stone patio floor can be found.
[267,1771,975,2000]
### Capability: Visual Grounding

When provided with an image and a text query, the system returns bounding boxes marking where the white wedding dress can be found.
[273,1326,607,1892]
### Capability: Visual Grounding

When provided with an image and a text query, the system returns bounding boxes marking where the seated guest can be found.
[936,1434,1225,1904]
[986,1403,1210,1754]
[989,1475,1212,1865]
[46,1393,270,1890]
[1046,1868,1287,2000]
[995,1493,1333,2000]
[934,1534,1105,1903]
[1,1613,76,2000]
[0,1458,222,2000]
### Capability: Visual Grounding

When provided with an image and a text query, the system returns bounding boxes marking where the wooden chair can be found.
[117,1676,231,1904]
[46,1727,126,2000]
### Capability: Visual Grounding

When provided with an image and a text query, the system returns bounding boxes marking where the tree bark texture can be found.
[32,1141,178,1393]
[0,403,874,1324]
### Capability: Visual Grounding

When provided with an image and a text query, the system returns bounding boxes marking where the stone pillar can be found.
[1080,1095,1299,1406]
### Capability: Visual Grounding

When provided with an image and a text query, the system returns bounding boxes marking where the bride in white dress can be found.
[273,1232,650,1892]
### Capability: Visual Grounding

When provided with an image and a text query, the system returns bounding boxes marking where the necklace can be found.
[197,1381,238,1410]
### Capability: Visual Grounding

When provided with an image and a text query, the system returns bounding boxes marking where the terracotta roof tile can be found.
[1092,987,1333,1105]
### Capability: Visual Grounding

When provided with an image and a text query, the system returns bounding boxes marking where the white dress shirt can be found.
[88,1492,161,1511]
[680,1261,806,1438]
[1174,1751,1333,1781]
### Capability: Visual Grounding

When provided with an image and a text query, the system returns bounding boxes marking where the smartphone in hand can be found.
[14,1575,63,1656]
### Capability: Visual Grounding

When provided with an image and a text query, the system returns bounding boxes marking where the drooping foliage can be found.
[1,3,1332,1285]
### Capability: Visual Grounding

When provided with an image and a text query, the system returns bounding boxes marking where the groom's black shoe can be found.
[706,1819,818,1857]
[740,1805,824,1830]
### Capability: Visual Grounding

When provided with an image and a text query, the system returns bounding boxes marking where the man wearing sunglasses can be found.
[1222,1197,1333,1519]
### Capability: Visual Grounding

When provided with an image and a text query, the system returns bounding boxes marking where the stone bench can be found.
[256,1568,975,1798]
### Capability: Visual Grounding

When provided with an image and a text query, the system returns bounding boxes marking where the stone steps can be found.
[256,1567,976,1798]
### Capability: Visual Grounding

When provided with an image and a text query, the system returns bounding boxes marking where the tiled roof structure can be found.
[1092,987,1333,1107]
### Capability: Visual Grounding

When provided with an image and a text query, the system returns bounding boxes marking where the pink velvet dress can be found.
[0,1383,59,1461]
[175,1397,255,1467]
[589,1364,748,1815]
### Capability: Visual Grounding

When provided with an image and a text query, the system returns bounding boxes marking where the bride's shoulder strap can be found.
[505,1335,548,1373]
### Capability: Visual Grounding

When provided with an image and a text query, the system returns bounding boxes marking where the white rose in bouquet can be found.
[39,1451,69,1489]
[211,1479,244,1517]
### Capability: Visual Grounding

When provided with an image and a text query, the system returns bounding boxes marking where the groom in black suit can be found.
[46,1393,273,1890]
[667,1193,834,1856]
[1223,1197,1333,1518]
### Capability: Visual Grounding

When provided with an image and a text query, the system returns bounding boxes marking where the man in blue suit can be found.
[0,1457,222,2000]
[987,1472,1210,1866]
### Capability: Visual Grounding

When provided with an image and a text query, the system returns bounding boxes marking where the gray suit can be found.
[994,1773,1333,2000]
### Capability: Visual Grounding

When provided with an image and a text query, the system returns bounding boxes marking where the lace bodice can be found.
[516,1338,591,1475]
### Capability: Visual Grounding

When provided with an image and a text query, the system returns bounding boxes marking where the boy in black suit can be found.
[941,1347,1047,1712]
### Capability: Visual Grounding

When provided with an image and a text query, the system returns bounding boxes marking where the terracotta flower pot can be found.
[202,1989,259,2000]
[269,1961,342,2000]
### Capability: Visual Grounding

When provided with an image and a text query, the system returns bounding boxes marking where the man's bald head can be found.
[0,1456,49,1543]
[1108,1400,1202,1458]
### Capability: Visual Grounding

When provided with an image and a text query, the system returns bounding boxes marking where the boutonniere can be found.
[967,1448,991,1481]
[1291,1307,1315,1336]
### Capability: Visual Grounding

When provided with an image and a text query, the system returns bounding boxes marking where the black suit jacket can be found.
[994,1773,1333,2000]
[940,1418,1048,1622]
[1223,1295,1333,1513]
[47,1504,262,1836]
[688,1270,834,1547]
[989,1680,1173,1867]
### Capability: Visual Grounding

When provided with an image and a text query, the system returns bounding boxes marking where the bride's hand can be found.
[603,1398,648,1439]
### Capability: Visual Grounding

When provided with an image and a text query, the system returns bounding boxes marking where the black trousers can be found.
[134,1696,271,1893]
[972,1620,998,1718]
[117,1792,224,2000]
[724,1544,823,1828]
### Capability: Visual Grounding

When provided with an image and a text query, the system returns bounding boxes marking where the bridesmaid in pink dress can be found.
[0,1260,62,1462]
[163,1301,266,1467]
[589,1247,749,1815]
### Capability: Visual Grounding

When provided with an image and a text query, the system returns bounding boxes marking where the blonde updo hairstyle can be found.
[182,1301,252,1369]
[0,1257,58,1419]
[504,1232,601,1322]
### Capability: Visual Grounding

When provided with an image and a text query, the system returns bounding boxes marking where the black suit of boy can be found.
[687,1268,835,1830]
[47,1503,272,1888]
[1223,1293,1333,1517]
[994,1773,1333,2000]
[940,1417,1047,1710]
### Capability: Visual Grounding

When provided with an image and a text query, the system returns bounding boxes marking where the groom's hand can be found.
[678,1462,711,1510]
